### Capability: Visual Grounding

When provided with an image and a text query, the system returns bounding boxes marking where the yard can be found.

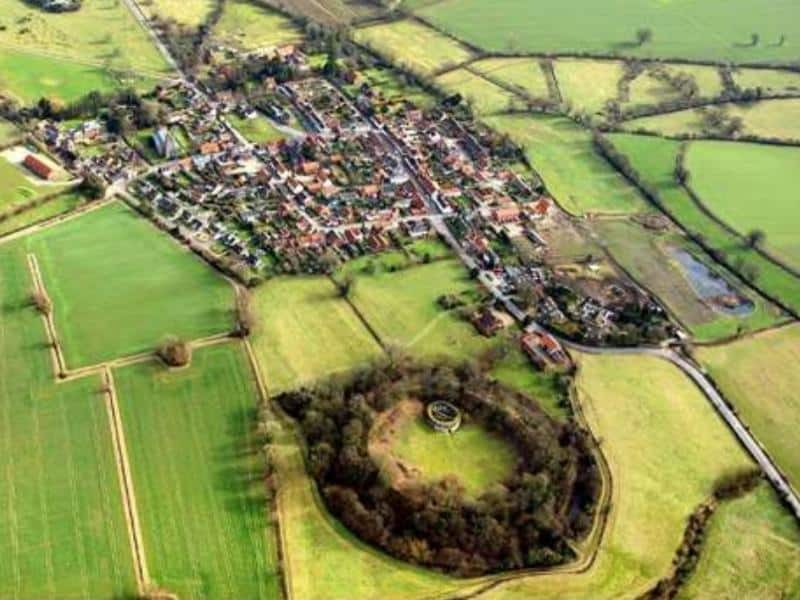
[250,276,382,395]
[114,343,281,599]
[24,202,235,367]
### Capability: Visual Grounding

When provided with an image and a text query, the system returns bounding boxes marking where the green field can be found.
[479,353,752,599]
[626,63,724,106]
[0,189,87,237]
[485,114,650,215]
[0,240,137,599]
[0,154,70,212]
[415,0,800,64]
[490,349,569,419]
[390,419,516,497]
[608,133,800,314]
[698,324,800,490]
[25,202,234,367]
[0,118,21,144]
[687,141,800,270]
[228,113,285,144]
[213,0,300,52]
[353,20,473,76]
[733,67,800,94]
[554,59,623,114]
[469,57,551,100]
[623,98,800,140]
[678,483,800,599]
[264,0,382,25]
[251,276,382,394]
[435,68,517,114]
[593,219,783,341]
[115,343,280,599]
[346,67,434,108]
[141,0,215,26]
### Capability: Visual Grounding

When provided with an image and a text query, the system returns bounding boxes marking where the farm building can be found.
[22,154,54,180]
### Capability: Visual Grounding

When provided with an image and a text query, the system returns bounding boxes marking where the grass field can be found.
[435,68,517,114]
[0,154,70,212]
[264,0,382,25]
[608,133,800,314]
[626,63,723,106]
[25,202,234,367]
[733,67,800,94]
[0,189,87,237]
[114,343,280,599]
[251,276,382,394]
[140,0,215,26]
[228,113,285,144]
[553,59,624,114]
[485,114,650,215]
[0,240,137,599]
[346,67,434,108]
[415,0,800,64]
[479,353,753,599]
[678,483,800,599]
[490,349,569,419]
[687,141,800,270]
[0,117,21,144]
[353,20,473,76]
[593,219,784,341]
[213,0,300,52]
[391,419,516,497]
[470,57,550,100]
[698,324,800,490]
[623,98,800,140]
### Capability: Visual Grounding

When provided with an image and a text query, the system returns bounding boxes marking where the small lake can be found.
[671,248,754,316]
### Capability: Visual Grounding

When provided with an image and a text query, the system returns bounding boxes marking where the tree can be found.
[334,272,356,298]
[750,32,760,46]
[745,229,765,249]
[30,289,51,315]
[636,27,653,46]
[234,290,256,337]
[157,336,192,367]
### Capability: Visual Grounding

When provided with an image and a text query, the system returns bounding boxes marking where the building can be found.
[472,307,513,337]
[521,331,569,369]
[22,154,54,180]
[152,127,177,159]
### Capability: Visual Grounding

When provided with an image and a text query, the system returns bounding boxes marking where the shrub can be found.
[157,336,192,367]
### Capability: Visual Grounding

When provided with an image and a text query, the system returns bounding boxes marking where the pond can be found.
[671,248,754,316]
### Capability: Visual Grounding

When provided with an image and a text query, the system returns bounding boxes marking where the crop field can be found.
[24,202,234,367]
[114,343,280,599]
[698,325,800,490]
[0,240,137,599]
[0,154,71,212]
[227,114,285,144]
[350,259,493,361]
[251,276,382,394]
[213,0,301,52]
[687,141,800,270]
[469,57,551,100]
[479,353,752,599]
[414,0,800,64]
[678,483,800,599]
[140,0,215,27]
[435,68,517,114]
[623,98,800,140]
[353,20,473,76]
[0,189,87,237]
[608,133,800,314]
[485,114,649,215]
[593,219,783,341]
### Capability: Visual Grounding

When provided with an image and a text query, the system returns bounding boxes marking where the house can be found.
[152,127,177,159]
[520,331,569,369]
[491,205,521,224]
[22,154,53,180]
[472,307,513,337]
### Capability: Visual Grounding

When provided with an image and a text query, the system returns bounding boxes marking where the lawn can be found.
[250,276,383,395]
[114,343,280,599]
[608,133,800,314]
[0,189,87,237]
[0,240,137,599]
[353,19,473,76]
[479,353,753,599]
[697,324,800,491]
[24,202,234,367]
[349,259,493,361]
[678,483,800,599]
[435,68,518,114]
[415,0,800,65]
[390,418,516,496]
[213,0,300,52]
[484,114,650,215]
[470,57,551,100]
[687,141,800,271]
[228,113,285,144]
[593,219,784,341]
[623,98,800,140]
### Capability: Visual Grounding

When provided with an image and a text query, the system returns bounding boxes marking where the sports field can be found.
[435,68,517,114]
[213,0,300,52]
[469,57,550,100]
[353,20,473,76]
[24,202,234,367]
[114,343,280,599]
[415,0,800,64]
[251,276,382,394]
[480,353,752,599]
[350,259,493,361]
[608,133,800,314]
[485,114,650,215]
[623,98,800,141]
[0,240,137,599]
[687,141,800,270]
[678,483,800,599]
[698,324,800,490]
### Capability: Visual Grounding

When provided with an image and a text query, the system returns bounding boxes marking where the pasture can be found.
[353,20,473,76]
[470,58,551,101]
[485,114,649,215]
[608,133,800,314]
[0,241,137,599]
[678,484,800,599]
[415,0,800,64]
[698,324,800,490]
[435,68,517,114]
[490,349,569,419]
[479,353,753,599]
[733,67,800,94]
[687,141,800,271]
[25,202,234,367]
[553,59,623,114]
[0,189,87,237]
[213,1,300,52]
[140,0,215,27]
[250,276,382,395]
[264,0,382,25]
[114,343,280,599]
